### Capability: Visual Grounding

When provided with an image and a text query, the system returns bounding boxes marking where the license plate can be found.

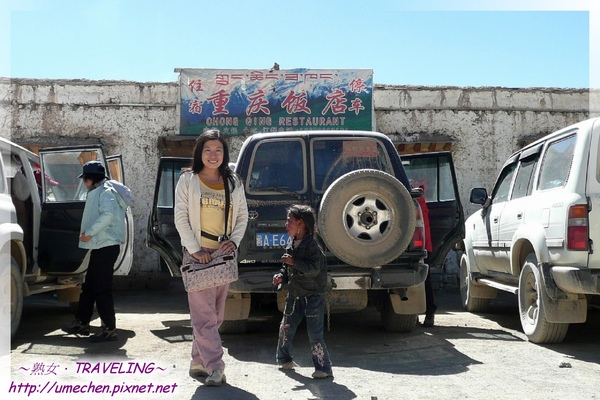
[256,233,291,248]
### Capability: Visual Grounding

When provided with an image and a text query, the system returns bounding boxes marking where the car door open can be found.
[146,157,190,276]
[38,146,134,275]
[402,151,465,269]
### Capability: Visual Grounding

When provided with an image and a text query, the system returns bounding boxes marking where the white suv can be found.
[461,117,600,344]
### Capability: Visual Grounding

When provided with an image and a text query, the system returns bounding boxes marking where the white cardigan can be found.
[175,171,249,254]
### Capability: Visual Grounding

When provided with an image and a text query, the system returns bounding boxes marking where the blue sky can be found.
[1,1,596,88]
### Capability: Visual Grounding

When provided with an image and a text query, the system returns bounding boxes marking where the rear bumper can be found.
[341,263,428,290]
[550,266,600,295]
[229,263,429,293]
[229,268,279,293]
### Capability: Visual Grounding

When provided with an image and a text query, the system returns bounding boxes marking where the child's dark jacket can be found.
[279,235,328,298]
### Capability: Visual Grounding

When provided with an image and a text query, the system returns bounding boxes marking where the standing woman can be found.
[62,161,128,342]
[175,129,248,387]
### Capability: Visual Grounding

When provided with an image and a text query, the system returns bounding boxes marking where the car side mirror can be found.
[469,188,488,205]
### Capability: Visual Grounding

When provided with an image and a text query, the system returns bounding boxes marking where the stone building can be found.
[0,77,592,274]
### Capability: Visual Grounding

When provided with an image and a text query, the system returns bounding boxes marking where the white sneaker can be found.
[189,362,209,378]
[205,369,226,386]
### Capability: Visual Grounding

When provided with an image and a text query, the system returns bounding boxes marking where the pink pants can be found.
[188,282,229,374]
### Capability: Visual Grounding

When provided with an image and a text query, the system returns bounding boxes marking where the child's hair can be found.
[288,204,317,236]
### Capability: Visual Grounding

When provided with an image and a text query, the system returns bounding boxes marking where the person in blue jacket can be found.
[62,161,128,343]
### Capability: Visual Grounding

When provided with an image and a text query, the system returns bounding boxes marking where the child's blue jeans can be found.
[276,293,333,374]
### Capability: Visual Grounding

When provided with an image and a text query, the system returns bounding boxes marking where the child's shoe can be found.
[312,370,333,379]
[279,361,298,370]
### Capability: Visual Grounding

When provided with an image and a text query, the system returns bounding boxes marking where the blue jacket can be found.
[79,179,127,249]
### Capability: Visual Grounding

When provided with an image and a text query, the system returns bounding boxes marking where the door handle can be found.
[493,216,499,223]
[517,212,523,220]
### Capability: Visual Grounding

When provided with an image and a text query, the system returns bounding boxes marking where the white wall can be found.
[0,78,590,273]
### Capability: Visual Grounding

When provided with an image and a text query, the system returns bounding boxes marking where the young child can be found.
[273,204,333,379]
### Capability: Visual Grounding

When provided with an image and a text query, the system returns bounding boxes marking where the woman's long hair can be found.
[191,129,236,188]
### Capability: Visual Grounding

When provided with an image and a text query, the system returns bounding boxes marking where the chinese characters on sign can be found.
[178,68,374,136]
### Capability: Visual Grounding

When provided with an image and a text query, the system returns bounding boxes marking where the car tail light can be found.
[567,204,588,251]
[412,202,425,250]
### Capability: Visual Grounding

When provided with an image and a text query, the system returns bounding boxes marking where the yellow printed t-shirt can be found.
[198,176,232,249]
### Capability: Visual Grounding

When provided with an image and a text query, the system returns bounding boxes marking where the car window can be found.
[312,138,392,192]
[42,149,102,202]
[107,156,124,184]
[538,134,576,191]
[157,160,189,208]
[404,153,456,202]
[3,152,21,179]
[1,151,20,197]
[512,157,538,199]
[491,163,517,204]
[247,139,305,193]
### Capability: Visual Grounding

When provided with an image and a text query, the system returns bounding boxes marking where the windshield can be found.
[313,138,392,192]
[247,139,305,194]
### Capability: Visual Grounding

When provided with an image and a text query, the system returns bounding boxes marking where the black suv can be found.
[147,131,463,333]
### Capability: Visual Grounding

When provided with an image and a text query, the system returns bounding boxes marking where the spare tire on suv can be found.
[319,169,416,267]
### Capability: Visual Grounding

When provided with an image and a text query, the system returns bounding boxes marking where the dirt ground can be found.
[7,279,600,400]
